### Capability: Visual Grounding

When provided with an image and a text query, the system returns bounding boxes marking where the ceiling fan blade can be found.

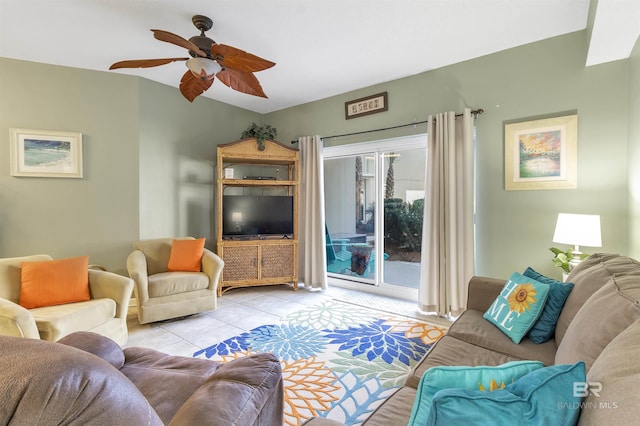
[216,68,267,98]
[109,58,189,70]
[211,44,275,73]
[179,70,214,102]
[151,29,207,57]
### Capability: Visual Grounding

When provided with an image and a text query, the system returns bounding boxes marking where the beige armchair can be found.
[0,255,133,345]
[127,237,223,324]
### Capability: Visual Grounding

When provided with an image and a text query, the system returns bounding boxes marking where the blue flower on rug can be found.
[285,300,380,330]
[193,299,447,426]
[195,324,328,359]
[194,330,253,358]
[247,324,329,360]
[322,370,398,424]
[324,319,426,365]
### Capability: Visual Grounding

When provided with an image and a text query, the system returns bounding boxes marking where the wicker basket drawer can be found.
[261,244,295,278]
[222,245,259,281]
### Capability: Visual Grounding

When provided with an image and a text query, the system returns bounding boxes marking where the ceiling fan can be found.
[110,15,275,102]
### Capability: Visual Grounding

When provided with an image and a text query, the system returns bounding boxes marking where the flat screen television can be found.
[223,195,294,238]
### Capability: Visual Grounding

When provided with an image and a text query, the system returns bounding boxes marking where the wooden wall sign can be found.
[345,92,388,119]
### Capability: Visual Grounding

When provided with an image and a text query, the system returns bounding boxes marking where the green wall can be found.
[1,29,636,280]
[0,58,259,274]
[0,58,140,272]
[266,30,631,279]
[628,37,640,259]
[137,78,257,251]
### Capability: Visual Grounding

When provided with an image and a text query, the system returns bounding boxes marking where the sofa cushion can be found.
[523,267,574,343]
[30,298,116,341]
[448,310,557,366]
[359,387,416,426]
[19,256,90,309]
[169,352,283,426]
[427,362,585,426]
[0,335,163,426]
[406,335,526,389]
[407,360,544,425]
[167,238,205,272]
[58,331,125,369]
[122,346,222,424]
[555,253,638,344]
[148,272,210,298]
[555,271,640,371]
[483,272,550,344]
[578,320,640,425]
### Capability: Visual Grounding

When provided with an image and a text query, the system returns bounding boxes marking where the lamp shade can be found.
[552,213,602,247]
[186,57,222,79]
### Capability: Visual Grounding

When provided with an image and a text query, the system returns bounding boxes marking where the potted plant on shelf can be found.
[549,247,589,281]
[241,123,277,151]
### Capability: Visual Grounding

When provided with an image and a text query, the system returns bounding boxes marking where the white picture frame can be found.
[504,114,577,190]
[10,128,83,178]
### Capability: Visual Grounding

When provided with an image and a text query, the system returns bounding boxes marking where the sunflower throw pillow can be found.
[483,272,550,344]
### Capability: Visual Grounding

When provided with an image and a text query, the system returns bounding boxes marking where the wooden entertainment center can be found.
[216,138,299,295]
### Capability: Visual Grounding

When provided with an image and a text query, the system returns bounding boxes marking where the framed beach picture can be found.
[504,114,577,190]
[10,128,83,178]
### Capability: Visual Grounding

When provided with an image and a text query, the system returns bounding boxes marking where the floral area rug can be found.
[193,299,447,425]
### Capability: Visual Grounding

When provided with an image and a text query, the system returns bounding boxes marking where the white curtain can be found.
[298,135,327,290]
[419,108,475,316]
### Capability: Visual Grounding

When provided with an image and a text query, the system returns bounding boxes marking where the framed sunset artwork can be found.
[504,114,577,190]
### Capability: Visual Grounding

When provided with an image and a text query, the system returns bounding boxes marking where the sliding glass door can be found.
[325,153,378,282]
[324,135,427,297]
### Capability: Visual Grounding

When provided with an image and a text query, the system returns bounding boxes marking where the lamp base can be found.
[568,245,583,271]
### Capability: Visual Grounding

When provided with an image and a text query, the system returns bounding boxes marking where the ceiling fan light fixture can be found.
[110,15,274,100]
[186,57,221,80]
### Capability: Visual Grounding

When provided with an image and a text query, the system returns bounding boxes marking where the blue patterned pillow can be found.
[483,272,550,343]
[407,360,544,426]
[427,362,586,426]
[523,267,574,344]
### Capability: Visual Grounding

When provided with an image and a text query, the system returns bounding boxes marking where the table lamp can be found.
[552,213,602,270]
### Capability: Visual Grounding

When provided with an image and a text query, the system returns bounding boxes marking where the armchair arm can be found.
[0,298,40,339]
[168,353,283,426]
[202,249,224,293]
[466,276,506,312]
[126,250,150,304]
[88,269,134,320]
[58,331,125,369]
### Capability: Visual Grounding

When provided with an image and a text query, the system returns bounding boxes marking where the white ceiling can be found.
[1,1,637,114]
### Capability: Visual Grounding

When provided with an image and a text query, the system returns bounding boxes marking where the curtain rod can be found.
[290,108,484,144]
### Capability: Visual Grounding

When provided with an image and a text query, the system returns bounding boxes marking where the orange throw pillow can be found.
[20,256,90,309]
[167,238,206,272]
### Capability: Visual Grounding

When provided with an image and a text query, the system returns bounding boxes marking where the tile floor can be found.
[125,285,329,356]
[125,284,451,357]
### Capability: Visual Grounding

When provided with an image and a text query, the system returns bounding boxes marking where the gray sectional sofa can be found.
[306,253,640,425]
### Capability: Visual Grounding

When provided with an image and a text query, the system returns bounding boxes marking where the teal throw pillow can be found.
[483,272,550,343]
[427,362,586,426]
[407,360,544,426]
[523,267,574,344]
